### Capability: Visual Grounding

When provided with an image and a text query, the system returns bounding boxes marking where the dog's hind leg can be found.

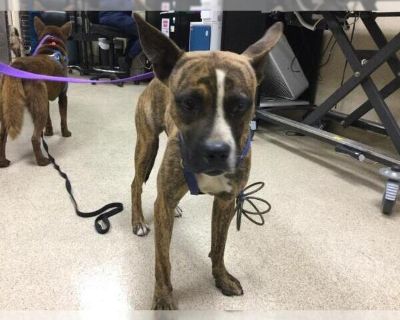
[27,82,51,167]
[59,92,71,137]
[210,196,244,296]
[0,123,10,168]
[44,102,53,136]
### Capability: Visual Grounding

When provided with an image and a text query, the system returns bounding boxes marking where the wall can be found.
[0,12,10,63]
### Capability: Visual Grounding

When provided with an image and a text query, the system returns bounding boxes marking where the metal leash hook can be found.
[235,182,272,231]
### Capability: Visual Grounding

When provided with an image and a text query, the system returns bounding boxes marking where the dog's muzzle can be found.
[180,134,232,176]
[199,140,231,176]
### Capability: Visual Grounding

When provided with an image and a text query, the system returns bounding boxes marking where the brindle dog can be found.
[0,17,72,168]
[131,14,283,309]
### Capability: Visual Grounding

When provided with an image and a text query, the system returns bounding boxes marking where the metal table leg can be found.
[343,14,400,127]
[255,11,400,214]
[303,12,400,154]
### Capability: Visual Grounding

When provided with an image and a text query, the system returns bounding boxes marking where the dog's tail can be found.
[1,75,26,139]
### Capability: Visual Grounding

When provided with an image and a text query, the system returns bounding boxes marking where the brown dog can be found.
[0,17,72,168]
[131,14,283,309]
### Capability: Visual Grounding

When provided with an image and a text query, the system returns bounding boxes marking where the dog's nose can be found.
[203,141,231,164]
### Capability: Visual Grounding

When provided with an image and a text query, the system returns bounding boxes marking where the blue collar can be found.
[179,130,253,195]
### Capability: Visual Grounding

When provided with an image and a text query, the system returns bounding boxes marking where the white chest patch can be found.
[196,173,232,194]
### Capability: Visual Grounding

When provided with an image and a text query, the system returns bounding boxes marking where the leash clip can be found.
[95,216,111,234]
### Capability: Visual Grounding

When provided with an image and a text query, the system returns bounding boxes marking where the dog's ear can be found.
[242,22,284,83]
[134,13,183,82]
[34,16,46,37]
[61,21,73,39]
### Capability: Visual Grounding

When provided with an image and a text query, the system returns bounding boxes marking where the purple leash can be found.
[32,34,55,56]
[0,62,154,84]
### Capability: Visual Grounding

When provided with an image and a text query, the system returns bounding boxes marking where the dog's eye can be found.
[227,95,252,114]
[176,93,202,112]
[181,98,196,111]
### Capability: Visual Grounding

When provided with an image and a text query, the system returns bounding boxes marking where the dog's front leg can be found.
[150,137,187,309]
[210,196,244,296]
[152,193,179,310]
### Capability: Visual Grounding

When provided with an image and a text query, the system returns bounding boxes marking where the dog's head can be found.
[135,14,283,175]
[34,17,72,46]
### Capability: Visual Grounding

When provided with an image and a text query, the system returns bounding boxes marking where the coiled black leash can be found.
[42,136,124,234]
[235,182,272,231]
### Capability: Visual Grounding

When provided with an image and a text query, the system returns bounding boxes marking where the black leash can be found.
[235,182,272,231]
[42,135,124,234]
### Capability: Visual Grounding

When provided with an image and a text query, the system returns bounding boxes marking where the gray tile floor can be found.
[1,83,399,310]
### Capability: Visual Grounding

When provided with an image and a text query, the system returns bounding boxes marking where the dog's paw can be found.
[152,295,177,310]
[44,128,53,136]
[62,129,72,138]
[37,158,51,167]
[133,222,150,237]
[0,159,10,168]
[175,205,183,218]
[215,272,244,296]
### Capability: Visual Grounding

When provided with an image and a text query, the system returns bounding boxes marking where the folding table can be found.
[256,11,400,214]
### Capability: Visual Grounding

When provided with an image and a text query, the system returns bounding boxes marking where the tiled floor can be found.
[1,83,400,311]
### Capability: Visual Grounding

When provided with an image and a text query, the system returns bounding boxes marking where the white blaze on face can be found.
[207,69,236,170]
